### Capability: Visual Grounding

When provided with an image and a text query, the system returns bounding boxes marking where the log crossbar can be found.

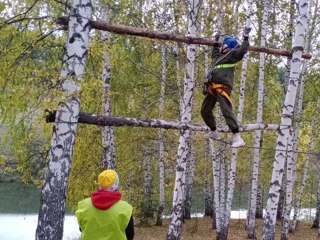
[56,17,312,59]
[46,110,281,132]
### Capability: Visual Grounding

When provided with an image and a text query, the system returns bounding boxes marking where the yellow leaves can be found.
[0,155,7,166]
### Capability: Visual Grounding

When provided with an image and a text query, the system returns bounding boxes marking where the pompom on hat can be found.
[98,169,119,192]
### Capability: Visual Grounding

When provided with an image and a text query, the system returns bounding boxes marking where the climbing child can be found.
[201,27,251,148]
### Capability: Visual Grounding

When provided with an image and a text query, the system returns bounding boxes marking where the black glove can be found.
[214,32,220,42]
[243,27,251,37]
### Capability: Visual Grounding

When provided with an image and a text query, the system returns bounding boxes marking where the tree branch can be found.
[45,110,280,132]
[56,16,312,59]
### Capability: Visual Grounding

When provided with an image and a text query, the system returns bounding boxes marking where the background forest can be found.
[0,0,320,239]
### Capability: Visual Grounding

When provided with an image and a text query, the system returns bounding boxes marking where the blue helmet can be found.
[223,37,238,49]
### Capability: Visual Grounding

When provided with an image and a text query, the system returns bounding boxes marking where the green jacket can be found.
[76,197,132,240]
[208,39,249,88]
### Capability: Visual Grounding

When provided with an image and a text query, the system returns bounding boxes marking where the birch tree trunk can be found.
[35,1,92,239]
[224,1,253,238]
[247,1,269,238]
[156,45,167,226]
[312,173,320,228]
[101,8,116,169]
[167,0,200,238]
[282,63,308,239]
[290,0,313,230]
[281,131,295,240]
[141,143,153,224]
[184,132,196,219]
[290,137,312,232]
[262,0,309,238]
[204,138,213,218]
[203,44,214,219]
[211,142,223,235]
[276,170,287,220]
[256,182,264,218]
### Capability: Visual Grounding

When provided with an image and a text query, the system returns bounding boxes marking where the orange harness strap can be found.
[207,83,233,106]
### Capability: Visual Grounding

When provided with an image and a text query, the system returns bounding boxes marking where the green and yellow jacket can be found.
[76,190,133,240]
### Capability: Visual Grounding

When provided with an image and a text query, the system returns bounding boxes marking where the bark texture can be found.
[263,0,309,238]
[167,0,200,238]
[35,1,92,239]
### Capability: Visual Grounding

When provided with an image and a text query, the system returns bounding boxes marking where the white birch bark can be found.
[204,138,213,217]
[101,8,116,169]
[156,45,166,226]
[204,44,214,222]
[256,182,264,218]
[167,0,200,238]
[142,142,152,223]
[289,0,314,229]
[281,131,295,240]
[246,0,269,233]
[262,0,309,238]
[224,1,254,237]
[281,60,308,239]
[35,1,92,239]
[290,137,313,232]
[184,132,196,219]
[211,142,222,233]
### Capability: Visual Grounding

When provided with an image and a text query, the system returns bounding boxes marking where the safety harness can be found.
[207,63,235,106]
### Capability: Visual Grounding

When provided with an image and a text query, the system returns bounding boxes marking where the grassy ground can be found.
[135,217,319,239]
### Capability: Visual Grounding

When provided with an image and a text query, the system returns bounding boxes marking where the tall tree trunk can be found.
[35,1,92,239]
[204,139,213,218]
[256,182,264,218]
[290,137,312,232]
[262,0,309,238]
[184,132,196,219]
[156,45,167,226]
[224,1,253,238]
[140,87,153,225]
[101,8,116,169]
[247,0,269,237]
[167,0,200,238]
[141,142,153,224]
[211,142,224,236]
[290,0,314,231]
[281,131,295,240]
[312,173,320,228]
[277,172,286,220]
[203,45,214,220]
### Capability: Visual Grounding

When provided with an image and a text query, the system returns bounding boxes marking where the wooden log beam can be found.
[56,17,312,59]
[46,110,280,132]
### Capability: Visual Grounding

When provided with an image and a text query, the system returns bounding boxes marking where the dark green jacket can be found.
[208,39,249,88]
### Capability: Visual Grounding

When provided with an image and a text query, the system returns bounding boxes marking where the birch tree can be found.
[224,0,253,237]
[263,0,309,238]
[35,1,92,239]
[290,138,313,232]
[101,7,116,169]
[167,0,200,238]
[184,132,196,219]
[246,0,269,238]
[156,44,167,226]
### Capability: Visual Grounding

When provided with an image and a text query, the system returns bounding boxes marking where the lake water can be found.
[0,214,81,240]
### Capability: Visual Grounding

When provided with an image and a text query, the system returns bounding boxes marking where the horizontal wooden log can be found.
[46,110,280,132]
[56,17,312,59]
